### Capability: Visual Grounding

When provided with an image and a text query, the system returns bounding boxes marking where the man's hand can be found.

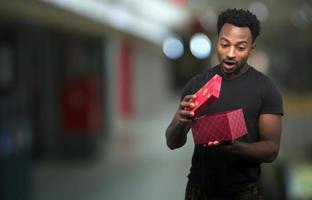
[165,94,197,149]
[176,94,197,127]
[202,140,232,147]
[208,141,220,146]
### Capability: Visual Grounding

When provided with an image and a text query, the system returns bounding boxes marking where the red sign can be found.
[171,0,187,5]
[61,76,101,133]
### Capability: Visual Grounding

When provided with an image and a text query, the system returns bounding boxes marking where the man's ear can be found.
[215,37,219,48]
[251,43,256,53]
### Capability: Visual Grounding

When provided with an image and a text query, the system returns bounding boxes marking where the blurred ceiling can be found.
[42,0,311,43]
[0,0,310,46]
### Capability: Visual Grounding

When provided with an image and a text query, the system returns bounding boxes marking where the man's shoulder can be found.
[248,66,274,84]
[248,66,282,96]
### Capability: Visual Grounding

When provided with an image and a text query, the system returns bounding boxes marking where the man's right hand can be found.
[166,94,197,149]
[176,94,197,127]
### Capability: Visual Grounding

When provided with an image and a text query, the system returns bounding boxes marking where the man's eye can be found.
[238,47,246,51]
[221,44,228,48]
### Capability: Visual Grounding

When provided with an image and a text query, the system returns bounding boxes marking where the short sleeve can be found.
[261,78,284,116]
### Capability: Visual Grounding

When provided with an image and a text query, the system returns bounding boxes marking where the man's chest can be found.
[201,80,262,119]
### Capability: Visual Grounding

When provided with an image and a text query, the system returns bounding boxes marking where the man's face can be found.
[217,23,255,75]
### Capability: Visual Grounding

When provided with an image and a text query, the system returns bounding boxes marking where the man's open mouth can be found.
[223,60,237,70]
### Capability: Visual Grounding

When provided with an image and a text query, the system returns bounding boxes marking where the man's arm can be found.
[166,95,196,150]
[221,114,282,163]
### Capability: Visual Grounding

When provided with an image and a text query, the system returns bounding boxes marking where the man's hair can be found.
[217,8,261,42]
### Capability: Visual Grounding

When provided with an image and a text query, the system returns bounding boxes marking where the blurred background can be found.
[0,0,311,199]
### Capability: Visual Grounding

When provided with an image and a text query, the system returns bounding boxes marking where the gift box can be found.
[191,108,248,144]
[188,74,222,117]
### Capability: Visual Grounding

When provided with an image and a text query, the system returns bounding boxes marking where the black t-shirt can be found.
[181,65,283,195]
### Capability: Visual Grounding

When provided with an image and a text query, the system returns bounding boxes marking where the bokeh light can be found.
[162,37,184,59]
[291,3,312,29]
[248,1,269,22]
[189,33,211,59]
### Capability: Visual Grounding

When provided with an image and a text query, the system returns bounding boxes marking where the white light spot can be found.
[249,1,269,22]
[291,3,312,29]
[189,33,211,59]
[162,37,184,59]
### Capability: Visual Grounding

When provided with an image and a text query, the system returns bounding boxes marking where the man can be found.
[165,8,283,200]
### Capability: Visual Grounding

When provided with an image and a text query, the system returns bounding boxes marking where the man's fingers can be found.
[180,110,194,118]
[183,94,196,101]
[178,110,194,125]
[179,118,192,124]
[180,101,196,109]
[207,141,220,146]
[180,95,197,110]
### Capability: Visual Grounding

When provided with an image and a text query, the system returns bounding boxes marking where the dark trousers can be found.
[185,181,263,200]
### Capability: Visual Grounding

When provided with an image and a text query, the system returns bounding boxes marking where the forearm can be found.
[165,118,190,150]
[227,140,280,163]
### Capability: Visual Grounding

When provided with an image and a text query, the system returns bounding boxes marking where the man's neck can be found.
[221,63,250,80]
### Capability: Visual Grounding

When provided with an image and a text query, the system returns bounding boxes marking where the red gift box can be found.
[191,108,248,144]
[188,74,222,116]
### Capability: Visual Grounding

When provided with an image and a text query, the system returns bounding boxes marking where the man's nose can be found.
[226,47,235,59]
